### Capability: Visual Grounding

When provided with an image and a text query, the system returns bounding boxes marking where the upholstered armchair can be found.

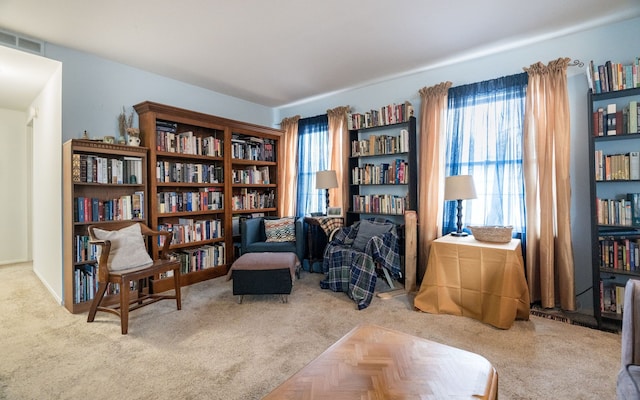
[320,218,401,310]
[240,216,306,265]
[618,278,640,399]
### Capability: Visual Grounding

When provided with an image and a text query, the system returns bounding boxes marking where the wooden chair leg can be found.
[120,279,130,335]
[137,278,145,305]
[173,268,182,310]
[87,282,108,322]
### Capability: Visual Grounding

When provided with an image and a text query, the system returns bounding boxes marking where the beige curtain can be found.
[327,106,350,213]
[523,57,575,310]
[278,116,300,217]
[417,82,452,283]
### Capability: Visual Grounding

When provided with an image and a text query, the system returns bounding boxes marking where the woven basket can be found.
[468,226,513,243]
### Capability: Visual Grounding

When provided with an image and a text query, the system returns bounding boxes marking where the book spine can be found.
[607,104,617,136]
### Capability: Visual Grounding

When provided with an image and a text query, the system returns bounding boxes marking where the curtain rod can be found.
[568,59,584,68]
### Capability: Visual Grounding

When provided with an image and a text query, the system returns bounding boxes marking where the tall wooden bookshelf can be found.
[134,101,282,292]
[63,139,148,313]
[588,86,640,329]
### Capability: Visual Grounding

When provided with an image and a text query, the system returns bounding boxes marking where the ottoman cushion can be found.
[227,252,300,281]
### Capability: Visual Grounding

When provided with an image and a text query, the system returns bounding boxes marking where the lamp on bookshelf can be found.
[316,170,338,215]
[444,175,477,237]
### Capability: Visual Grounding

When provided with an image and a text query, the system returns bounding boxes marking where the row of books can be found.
[594,150,640,181]
[593,100,640,136]
[231,188,275,211]
[73,265,121,304]
[74,192,145,222]
[72,154,143,184]
[351,129,410,157]
[596,193,640,226]
[157,188,223,214]
[588,58,640,94]
[347,101,414,130]
[232,165,271,184]
[74,235,97,263]
[352,160,409,185]
[600,280,625,314]
[157,218,223,247]
[599,236,640,272]
[73,265,97,304]
[155,129,223,157]
[351,194,408,215]
[167,242,226,274]
[231,134,276,162]
[155,161,223,184]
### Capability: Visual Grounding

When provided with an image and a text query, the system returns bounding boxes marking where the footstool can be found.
[226,252,300,303]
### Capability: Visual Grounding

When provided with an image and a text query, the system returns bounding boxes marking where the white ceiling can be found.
[1,0,640,110]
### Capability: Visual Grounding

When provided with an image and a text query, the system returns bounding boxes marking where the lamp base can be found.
[450,231,468,237]
[325,189,330,213]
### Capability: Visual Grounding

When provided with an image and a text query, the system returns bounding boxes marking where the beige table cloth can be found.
[414,234,530,329]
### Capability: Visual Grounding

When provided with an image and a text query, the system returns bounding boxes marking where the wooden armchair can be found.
[87,221,181,334]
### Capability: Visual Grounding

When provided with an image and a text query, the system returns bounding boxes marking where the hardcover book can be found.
[607,104,617,136]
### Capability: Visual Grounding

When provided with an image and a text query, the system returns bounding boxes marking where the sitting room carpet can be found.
[0,262,621,399]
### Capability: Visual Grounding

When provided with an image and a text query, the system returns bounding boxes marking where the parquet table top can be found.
[264,324,497,399]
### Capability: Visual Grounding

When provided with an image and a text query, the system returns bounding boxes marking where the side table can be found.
[414,234,530,329]
[303,216,343,273]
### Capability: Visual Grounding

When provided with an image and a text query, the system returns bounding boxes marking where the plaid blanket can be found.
[320,219,401,309]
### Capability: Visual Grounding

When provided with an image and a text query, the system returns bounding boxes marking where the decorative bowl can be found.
[468,225,513,243]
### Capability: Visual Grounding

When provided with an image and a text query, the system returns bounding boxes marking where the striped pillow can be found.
[264,218,296,242]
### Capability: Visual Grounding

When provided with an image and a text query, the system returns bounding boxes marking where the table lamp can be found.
[444,175,477,237]
[316,170,338,214]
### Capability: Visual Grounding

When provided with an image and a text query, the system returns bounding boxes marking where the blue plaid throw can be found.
[320,219,401,309]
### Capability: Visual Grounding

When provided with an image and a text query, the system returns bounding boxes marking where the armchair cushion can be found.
[92,223,153,271]
[264,217,296,242]
[352,219,394,252]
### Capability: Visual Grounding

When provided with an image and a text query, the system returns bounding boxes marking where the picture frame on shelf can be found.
[327,207,342,217]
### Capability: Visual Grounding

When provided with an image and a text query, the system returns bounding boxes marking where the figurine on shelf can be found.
[127,127,141,146]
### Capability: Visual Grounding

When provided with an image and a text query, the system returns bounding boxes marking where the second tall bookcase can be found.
[347,115,417,227]
[588,86,640,329]
[134,101,282,291]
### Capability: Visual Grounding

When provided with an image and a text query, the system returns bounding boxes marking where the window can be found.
[443,73,528,238]
[296,115,329,218]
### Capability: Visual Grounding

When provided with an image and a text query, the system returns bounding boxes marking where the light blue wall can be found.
[43,44,276,142]
[276,16,640,316]
[38,16,640,316]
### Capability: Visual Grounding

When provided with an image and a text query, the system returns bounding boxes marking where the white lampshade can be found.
[316,170,338,189]
[444,175,477,200]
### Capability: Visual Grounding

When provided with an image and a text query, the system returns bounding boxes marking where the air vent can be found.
[0,29,44,55]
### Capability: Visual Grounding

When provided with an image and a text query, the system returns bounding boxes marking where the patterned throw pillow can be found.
[264,217,296,242]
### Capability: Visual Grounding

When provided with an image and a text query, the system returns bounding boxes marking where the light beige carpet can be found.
[0,263,621,399]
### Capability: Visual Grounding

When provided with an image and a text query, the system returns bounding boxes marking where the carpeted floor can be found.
[0,262,622,399]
